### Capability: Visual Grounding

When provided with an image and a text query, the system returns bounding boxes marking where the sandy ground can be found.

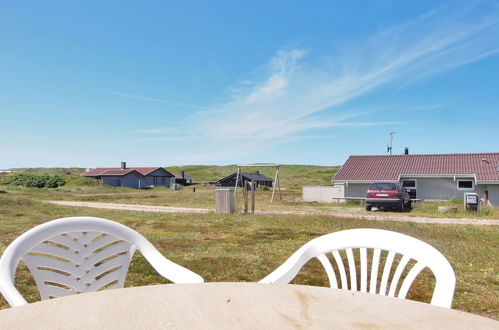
[44,200,499,226]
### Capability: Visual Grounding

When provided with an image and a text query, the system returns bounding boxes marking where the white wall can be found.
[302,186,345,203]
[336,178,499,205]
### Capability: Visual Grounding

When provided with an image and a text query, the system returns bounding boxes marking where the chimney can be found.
[121,162,127,169]
[255,170,260,175]
[404,147,409,155]
[181,171,185,179]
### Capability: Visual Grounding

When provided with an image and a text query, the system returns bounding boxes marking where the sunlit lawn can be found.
[7,183,498,220]
[0,192,497,320]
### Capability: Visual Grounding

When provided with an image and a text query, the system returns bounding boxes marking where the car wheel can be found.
[366,205,372,211]
[406,200,412,210]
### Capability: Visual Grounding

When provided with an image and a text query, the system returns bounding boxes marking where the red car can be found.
[365,181,412,212]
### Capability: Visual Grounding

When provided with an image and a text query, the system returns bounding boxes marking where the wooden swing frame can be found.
[233,163,282,203]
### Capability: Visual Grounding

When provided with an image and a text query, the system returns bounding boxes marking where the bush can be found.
[1,173,65,188]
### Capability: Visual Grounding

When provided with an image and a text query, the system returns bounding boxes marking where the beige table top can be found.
[0,283,497,329]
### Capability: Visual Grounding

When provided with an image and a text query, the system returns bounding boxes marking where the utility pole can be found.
[387,132,395,155]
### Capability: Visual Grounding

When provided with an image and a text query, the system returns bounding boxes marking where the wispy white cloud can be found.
[133,4,499,164]
[106,90,213,111]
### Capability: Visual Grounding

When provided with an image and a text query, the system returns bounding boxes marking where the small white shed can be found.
[302,186,345,203]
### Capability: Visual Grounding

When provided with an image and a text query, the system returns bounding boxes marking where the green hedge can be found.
[1,173,66,188]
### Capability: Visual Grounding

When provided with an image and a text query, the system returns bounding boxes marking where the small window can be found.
[162,177,166,184]
[457,180,474,190]
[402,180,416,188]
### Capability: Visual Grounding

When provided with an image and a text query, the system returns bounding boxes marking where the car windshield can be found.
[369,183,396,191]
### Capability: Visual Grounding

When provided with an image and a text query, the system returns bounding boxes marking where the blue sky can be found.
[1,1,499,168]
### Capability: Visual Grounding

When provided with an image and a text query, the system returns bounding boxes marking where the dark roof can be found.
[333,153,499,182]
[174,173,193,180]
[82,167,174,178]
[240,173,273,181]
[216,172,273,183]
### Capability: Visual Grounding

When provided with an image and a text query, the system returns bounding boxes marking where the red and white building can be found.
[332,153,499,205]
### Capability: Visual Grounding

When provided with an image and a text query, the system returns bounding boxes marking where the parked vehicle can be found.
[365,182,411,212]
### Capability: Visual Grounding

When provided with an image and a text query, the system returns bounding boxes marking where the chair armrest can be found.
[0,260,28,307]
[138,240,203,284]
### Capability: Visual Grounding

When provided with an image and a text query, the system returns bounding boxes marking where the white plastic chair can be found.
[0,216,203,307]
[260,228,455,308]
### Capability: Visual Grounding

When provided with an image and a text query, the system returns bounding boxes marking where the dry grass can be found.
[7,183,498,221]
[0,192,498,320]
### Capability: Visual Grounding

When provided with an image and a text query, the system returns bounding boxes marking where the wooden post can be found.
[234,167,240,199]
[276,166,282,201]
[251,180,255,214]
[243,180,248,214]
[272,166,282,203]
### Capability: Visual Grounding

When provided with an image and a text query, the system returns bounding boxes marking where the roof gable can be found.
[134,167,174,177]
[82,167,174,178]
[99,169,143,177]
[333,153,499,182]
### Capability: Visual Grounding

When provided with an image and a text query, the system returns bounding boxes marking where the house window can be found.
[153,177,158,185]
[457,180,474,190]
[161,177,166,184]
[402,180,417,199]
[402,180,416,188]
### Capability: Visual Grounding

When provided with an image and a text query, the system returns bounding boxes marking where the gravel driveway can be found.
[45,200,499,226]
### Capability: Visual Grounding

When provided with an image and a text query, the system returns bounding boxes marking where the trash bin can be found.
[215,189,235,213]
[464,192,479,211]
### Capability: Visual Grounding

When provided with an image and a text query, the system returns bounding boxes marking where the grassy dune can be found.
[10,164,340,187]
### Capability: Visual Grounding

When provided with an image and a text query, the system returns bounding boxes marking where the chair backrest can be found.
[260,228,455,308]
[0,217,203,307]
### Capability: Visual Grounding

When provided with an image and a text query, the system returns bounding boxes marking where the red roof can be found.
[333,153,499,182]
[99,169,140,177]
[82,167,174,177]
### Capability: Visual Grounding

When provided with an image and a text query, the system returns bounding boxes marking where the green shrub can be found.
[1,173,65,188]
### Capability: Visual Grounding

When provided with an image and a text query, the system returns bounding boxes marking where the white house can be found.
[332,153,499,205]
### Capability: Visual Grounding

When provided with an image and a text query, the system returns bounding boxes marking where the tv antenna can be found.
[387,132,395,155]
